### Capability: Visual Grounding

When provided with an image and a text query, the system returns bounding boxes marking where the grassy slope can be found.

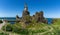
[2,18,60,35]
[51,18,60,35]
[43,18,60,35]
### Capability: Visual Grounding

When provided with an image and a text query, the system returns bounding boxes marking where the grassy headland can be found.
[1,18,60,35]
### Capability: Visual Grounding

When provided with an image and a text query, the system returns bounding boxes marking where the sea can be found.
[0,17,16,24]
[0,17,52,24]
[47,18,52,24]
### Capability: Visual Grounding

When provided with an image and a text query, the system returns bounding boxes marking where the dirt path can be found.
[0,22,6,30]
[0,20,19,35]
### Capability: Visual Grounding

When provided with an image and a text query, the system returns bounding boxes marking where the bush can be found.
[12,26,29,34]
[0,20,3,23]
[2,24,13,32]
[6,25,13,31]
[0,32,9,35]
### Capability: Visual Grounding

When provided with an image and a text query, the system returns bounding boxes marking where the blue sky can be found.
[0,0,60,18]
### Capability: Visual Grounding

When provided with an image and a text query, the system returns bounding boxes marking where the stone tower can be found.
[22,3,30,18]
[22,3,30,23]
[34,11,44,22]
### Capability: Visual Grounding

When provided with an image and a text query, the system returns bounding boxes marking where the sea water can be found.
[0,17,16,24]
[0,17,52,24]
[47,18,52,24]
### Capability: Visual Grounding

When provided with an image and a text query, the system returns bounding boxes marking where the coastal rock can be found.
[16,15,20,23]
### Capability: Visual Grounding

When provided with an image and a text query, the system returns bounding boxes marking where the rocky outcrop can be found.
[16,15,19,19]
[16,15,20,23]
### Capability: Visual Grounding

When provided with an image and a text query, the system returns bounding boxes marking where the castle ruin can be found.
[16,3,48,24]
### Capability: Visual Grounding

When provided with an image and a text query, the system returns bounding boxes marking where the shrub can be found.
[0,32,9,35]
[2,24,13,32]
[0,20,3,23]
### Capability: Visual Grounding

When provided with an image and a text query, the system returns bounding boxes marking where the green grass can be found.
[0,32,9,35]
[2,18,60,35]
